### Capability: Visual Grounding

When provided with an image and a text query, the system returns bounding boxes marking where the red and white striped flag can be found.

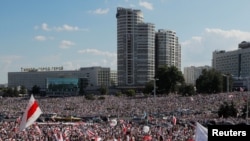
[19,94,42,131]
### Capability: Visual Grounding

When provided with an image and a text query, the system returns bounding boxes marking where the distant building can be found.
[212,41,250,77]
[184,65,211,85]
[116,7,155,87]
[116,7,182,89]
[8,66,111,93]
[155,29,181,71]
[212,41,250,90]
[0,84,7,88]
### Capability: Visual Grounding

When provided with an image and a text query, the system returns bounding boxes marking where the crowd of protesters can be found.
[0,91,249,141]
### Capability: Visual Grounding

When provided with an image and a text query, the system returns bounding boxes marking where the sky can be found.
[1,0,250,84]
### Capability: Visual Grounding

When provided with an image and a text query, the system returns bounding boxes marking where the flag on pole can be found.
[19,94,42,131]
[195,122,208,141]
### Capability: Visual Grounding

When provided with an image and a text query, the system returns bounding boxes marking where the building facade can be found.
[184,65,211,85]
[155,29,181,71]
[116,7,155,87]
[212,41,250,77]
[212,41,250,90]
[8,66,111,91]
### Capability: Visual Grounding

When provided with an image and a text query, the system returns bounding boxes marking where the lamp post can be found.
[240,76,250,124]
[154,78,159,97]
[154,78,156,99]
[153,77,159,104]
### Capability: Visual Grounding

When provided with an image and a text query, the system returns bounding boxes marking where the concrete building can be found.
[184,65,211,85]
[8,66,111,92]
[212,41,250,90]
[155,29,181,71]
[212,41,250,77]
[116,7,155,87]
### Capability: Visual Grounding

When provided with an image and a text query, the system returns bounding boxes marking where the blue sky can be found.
[1,0,250,84]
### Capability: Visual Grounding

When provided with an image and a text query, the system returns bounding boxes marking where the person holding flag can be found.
[19,94,43,131]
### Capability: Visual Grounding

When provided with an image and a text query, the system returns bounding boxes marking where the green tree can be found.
[179,84,196,96]
[99,85,108,95]
[143,80,154,94]
[32,85,40,95]
[156,65,184,94]
[218,101,237,118]
[196,69,223,94]
[3,87,13,97]
[20,85,26,94]
[125,89,136,97]
[85,94,95,100]
[13,87,19,97]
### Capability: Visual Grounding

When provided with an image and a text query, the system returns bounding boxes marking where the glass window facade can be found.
[46,78,78,92]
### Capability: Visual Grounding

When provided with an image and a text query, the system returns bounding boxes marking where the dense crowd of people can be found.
[0,92,249,141]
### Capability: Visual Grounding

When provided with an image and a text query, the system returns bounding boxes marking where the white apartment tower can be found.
[116,7,155,87]
[155,29,181,71]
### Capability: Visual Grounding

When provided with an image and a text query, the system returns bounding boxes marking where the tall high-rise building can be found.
[155,29,181,71]
[116,7,155,87]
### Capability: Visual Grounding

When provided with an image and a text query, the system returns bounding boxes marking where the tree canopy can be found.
[155,65,184,94]
[196,68,223,94]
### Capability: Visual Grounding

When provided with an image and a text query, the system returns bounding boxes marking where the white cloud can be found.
[89,8,109,15]
[34,35,46,41]
[41,23,50,31]
[35,23,88,32]
[62,61,80,70]
[55,24,86,32]
[181,28,250,70]
[139,1,153,10]
[34,35,54,41]
[78,48,117,58]
[77,48,117,70]
[59,40,75,49]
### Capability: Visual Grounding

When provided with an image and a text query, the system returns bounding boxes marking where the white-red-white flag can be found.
[19,94,42,131]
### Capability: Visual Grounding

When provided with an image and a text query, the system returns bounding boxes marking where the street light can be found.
[153,77,159,102]
[246,77,249,124]
[240,76,249,124]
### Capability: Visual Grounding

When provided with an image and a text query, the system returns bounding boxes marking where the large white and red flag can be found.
[19,94,42,131]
